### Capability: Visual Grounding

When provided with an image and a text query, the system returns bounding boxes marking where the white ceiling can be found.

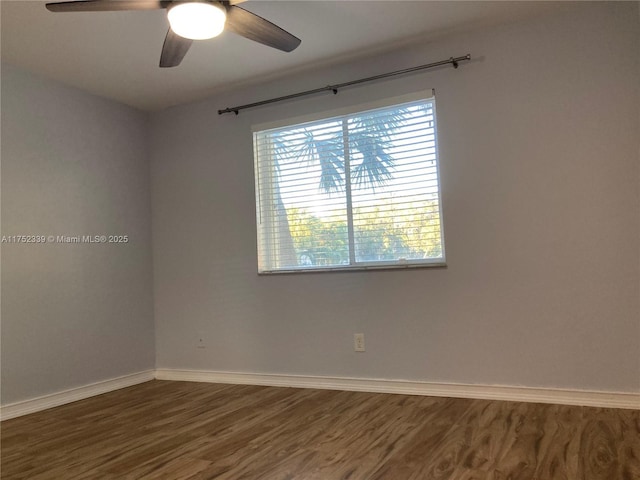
[1,1,563,111]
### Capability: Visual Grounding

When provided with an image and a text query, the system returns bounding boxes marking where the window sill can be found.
[258,260,447,275]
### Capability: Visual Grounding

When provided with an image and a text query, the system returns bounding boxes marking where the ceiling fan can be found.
[45,0,301,68]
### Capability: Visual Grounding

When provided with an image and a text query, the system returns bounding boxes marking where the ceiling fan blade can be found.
[160,28,193,68]
[46,1,169,12]
[225,5,301,53]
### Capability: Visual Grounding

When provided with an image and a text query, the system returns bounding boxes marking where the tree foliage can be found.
[287,200,442,266]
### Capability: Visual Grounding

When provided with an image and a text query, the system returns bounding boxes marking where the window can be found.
[253,92,445,273]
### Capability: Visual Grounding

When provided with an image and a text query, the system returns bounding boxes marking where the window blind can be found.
[253,96,445,273]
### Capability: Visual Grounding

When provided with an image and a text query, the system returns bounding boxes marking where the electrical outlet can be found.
[354,333,365,352]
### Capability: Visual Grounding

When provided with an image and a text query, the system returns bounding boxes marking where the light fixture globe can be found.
[168,2,226,40]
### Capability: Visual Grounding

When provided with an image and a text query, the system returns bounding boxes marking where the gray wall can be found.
[150,3,639,393]
[1,64,155,404]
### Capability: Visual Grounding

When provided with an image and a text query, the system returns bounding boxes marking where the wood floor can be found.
[1,380,638,480]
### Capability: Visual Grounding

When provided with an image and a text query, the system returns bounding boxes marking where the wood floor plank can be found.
[619,408,640,480]
[487,402,555,480]
[247,394,439,480]
[1,380,638,480]
[121,455,213,480]
[369,398,473,480]
[531,404,582,480]
[100,386,314,476]
[451,399,518,473]
[190,390,364,479]
[578,407,640,480]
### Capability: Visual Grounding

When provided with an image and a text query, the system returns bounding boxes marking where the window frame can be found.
[252,90,447,274]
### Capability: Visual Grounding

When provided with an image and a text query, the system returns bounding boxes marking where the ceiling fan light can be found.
[168,2,226,40]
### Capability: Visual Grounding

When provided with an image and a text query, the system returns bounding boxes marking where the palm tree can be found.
[272,109,411,194]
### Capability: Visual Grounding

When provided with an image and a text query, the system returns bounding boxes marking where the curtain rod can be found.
[218,54,471,115]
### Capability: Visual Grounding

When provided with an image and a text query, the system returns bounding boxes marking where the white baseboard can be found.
[0,370,155,421]
[3,369,636,420]
[155,368,640,410]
